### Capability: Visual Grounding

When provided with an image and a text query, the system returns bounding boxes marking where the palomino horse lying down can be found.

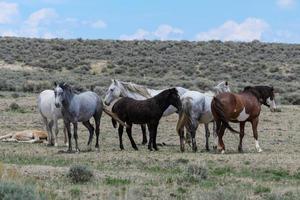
[0,130,48,143]
[111,88,182,151]
[211,86,277,154]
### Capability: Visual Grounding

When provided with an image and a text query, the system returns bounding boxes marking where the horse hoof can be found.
[54,143,58,147]
[213,146,217,150]
[47,143,54,147]
[142,141,147,145]
[148,148,153,151]
[221,150,225,154]
[154,147,159,151]
[257,148,263,153]
[75,149,80,153]
[65,143,69,147]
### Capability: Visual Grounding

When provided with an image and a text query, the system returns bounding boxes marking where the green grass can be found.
[254,185,271,194]
[104,177,131,186]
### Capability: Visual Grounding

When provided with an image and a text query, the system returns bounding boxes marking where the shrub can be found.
[0,182,37,200]
[9,102,20,110]
[67,165,93,183]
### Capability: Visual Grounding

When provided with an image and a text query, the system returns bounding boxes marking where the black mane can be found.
[243,85,274,107]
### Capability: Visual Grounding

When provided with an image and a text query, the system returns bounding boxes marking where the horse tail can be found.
[211,97,240,134]
[176,97,192,131]
[111,118,117,129]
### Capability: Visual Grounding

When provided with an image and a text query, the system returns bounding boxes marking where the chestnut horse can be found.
[211,86,277,154]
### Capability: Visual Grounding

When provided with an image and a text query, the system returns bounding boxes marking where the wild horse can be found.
[111,88,182,151]
[176,81,231,152]
[211,86,277,154]
[54,82,103,152]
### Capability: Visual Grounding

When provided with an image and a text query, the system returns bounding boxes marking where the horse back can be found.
[112,97,162,124]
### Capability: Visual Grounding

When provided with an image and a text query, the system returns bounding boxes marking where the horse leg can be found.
[152,122,159,151]
[185,128,192,146]
[218,122,226,154]
[126,123,138,150]
[73,122,80,152]
[42,117,52,146]
[238,122,246,153]
[48,120,54,146]
[251,118,262,153]
[176,113,186,152]
[64,121,72,152]
[212,121,218,150]
[204,123,210,151]
[53,119,59,147]
[118,125,124,150]
[94,114,101,151]
[189,122,199,152]
[82,121,94,151]
[147,123,154,151]
[214,120,221,150]
[141,124,147,145]
[63,126,68,146]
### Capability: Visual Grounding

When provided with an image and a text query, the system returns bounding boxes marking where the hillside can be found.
[0,37,299,104]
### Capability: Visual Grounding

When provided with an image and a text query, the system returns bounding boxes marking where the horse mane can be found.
[119,81,152,98]
[243,86,262,102]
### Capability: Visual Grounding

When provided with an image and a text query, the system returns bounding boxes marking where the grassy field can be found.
[0,91,299,199]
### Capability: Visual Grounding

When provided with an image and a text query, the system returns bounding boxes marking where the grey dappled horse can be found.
[54,83,103,152]
[176,81,231,152]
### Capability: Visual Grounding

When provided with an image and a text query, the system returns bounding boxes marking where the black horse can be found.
[111,88,182,151]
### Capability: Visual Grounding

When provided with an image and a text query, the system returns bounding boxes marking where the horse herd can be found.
[37,80,277,154]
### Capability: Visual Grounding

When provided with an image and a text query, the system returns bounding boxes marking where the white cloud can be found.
[120,29,150,40]
[0,2,19,24]
[120,24,183,40]
[25,8,58,27]
[277,0,296,8]
[196,18,269,42]
[153,24,183,40]
[90,20,107,29]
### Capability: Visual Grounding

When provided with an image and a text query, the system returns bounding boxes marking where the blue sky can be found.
[0,0,299,43]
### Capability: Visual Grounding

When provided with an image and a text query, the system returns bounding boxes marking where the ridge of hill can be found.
[0,37,299,104]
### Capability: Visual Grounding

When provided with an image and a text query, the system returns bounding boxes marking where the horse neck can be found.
[62,90,75,110]
[153,92,172,112]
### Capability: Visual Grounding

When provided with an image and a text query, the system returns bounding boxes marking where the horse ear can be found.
[225,81,228,86]
[54,81,57,87]
[270,86,274,91]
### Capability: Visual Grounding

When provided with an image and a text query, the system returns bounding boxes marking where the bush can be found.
[67,165,93,183]
[9,102,20,110]
[0,182,37,200]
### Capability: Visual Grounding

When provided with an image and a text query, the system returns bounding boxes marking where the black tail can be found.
[211,97,240,134]
[112,118,117,128]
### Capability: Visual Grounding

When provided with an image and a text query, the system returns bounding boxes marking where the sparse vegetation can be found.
[0,181,39,200]
[67,165,93,183]
[0,37,299,104]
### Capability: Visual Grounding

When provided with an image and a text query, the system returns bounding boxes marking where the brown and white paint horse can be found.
[211,86,277,154]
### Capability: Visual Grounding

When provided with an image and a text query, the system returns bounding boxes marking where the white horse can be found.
[176,81,230,152]
[38,90,67,146]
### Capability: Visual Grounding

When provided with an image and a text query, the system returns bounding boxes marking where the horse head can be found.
[54,82,72,108]
[104,79,122,106]
[214,81,230,94]
[244,86,277,112]
[168,88,182,112]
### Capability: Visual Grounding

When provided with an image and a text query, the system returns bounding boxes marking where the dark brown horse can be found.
[211,86,277,154]
[111,88,182,151]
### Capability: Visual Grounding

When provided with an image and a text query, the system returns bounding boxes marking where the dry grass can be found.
[0,91,299,199]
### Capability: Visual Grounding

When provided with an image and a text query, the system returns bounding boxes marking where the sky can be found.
[0,0,299,43]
